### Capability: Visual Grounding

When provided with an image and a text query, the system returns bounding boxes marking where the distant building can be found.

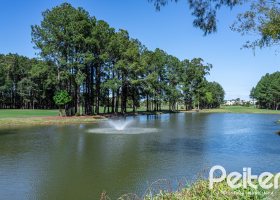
[224,98,253,106]
[224,100,235,106]
[249,100,257,105]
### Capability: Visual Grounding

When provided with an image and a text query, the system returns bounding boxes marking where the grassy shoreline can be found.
[100,179,278,200]
[186,106,280,114]
[143,180,278,200]
[0,109,108,128]
[0,106,279,128]
[0,116,106,128]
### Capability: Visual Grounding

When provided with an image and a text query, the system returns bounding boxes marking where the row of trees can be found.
[0,3,225,115]
[0,54,56,109]
[250,72,280,110]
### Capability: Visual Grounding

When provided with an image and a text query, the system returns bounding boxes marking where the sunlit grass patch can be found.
[0,109,58,118]
[144,179,274,200]
[196,106,280,114]
[99,178,279,200]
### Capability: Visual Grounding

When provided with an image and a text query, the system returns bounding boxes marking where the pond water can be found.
[0,113,280,199]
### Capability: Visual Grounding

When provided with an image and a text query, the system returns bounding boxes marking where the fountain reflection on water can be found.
[87,119,158,134]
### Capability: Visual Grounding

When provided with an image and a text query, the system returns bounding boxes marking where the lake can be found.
[0,113,280,199]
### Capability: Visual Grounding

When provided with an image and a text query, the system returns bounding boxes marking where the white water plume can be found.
[87,119,158,134]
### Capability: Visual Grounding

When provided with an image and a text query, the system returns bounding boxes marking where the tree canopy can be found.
[148,0,242,35]
[0,3,225,115]
[232,0,280,49]
[251,72,280,110]
[149,0,280,50]
[0,54,56,109]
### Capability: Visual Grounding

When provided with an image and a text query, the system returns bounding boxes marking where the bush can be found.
[53,90,72,116]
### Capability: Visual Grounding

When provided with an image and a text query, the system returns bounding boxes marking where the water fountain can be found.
[107,119,134,131]
[87,119,158,134]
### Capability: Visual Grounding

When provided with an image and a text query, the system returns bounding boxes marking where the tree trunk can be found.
[59,106,63,117]
[111,90,115,113]
[121,73,127,114]
[107,90,110,113]
[76,85,80,115]
[115,89,119,113]
[132,91,136,113]
[95,64,100,114]
[146,95,149,112]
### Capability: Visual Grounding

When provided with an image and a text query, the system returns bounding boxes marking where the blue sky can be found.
[0,0,279,100]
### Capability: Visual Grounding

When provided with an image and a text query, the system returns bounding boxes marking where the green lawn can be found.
[199,106,280,114]
[0,106,279,119]
[0,109,104,128]
[0,109,59,118]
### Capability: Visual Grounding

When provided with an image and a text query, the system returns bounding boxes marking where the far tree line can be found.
[0,3,225,115]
